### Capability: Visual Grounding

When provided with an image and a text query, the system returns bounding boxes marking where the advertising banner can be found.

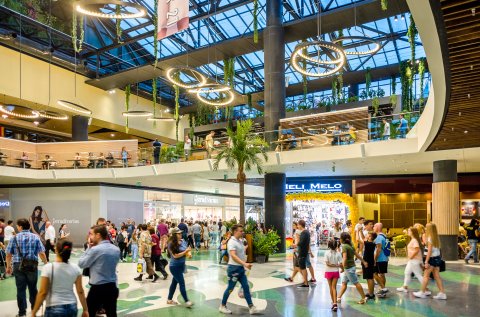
[158,0,190,40]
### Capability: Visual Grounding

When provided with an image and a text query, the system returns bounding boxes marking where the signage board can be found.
[183,194,225,206]
[286,178,352,195]
[0,200,10,207]
[158,0,190,40]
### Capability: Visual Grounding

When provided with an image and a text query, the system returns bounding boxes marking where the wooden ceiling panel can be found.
[428,0,480,151]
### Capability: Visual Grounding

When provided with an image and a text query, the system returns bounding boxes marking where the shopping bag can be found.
[137,258,146,274]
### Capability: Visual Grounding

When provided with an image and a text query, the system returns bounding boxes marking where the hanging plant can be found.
[223,58,235,88]
[152,78,157,127]
[71,4,85,53]
[115,5,123,43]
[125,85,131,133]
[338,29,344,47]
[418,58,426,103]
[407,15,418,68]
[365,67,371,97]
[337,73,343,102]
[389,75,397,107]
[253,0,259,43]
[381,0,388,11]
[173,74,180,141]
[372,97,380,116]
[400,61,410,111]
[153,0,159,68]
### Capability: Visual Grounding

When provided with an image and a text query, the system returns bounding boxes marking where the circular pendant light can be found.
[0,104,39,119]
[194,84,235,107]
[75,0,147,19]
[122,110,153,117]
[33,110,68,120]
[333,36,381,56]
[291,41,346,78]
[166,66,208,89]
[57,100,92,115]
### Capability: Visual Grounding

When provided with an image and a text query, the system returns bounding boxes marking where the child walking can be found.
[363,232,377,299]
[324,240,343,311]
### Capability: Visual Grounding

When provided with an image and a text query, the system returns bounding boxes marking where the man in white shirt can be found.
[355,217,365,253]
[383,119,390,140]
[4,220,15,247]
[44,221,56,262]
[219,224,261,315]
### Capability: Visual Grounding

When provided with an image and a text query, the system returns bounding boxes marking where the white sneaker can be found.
[185,301,194,307]
[249,306,262,315]
[433,292,447,300]
[219,306,232,314]
[424,290,432,296]
[413,291,427,299]
[396,287,408,293]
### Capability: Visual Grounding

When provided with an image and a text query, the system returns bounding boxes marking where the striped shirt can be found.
[6,230,45,263]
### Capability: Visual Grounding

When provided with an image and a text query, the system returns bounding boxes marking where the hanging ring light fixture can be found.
[122,110,153,117]
[166,66,208,89]
[33,110,68,120]
[194,84,235,107]
[75,0,147,19]
[57,100,92,115]
[333,36,381,56]
[0,104,40,119]
[147,117,175,122]
[291,41,346,78]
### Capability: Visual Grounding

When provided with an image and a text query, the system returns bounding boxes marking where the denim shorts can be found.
[341,266,359,285]
[428,256,442,267]
[306,255,312,268]
[44,303,78,317]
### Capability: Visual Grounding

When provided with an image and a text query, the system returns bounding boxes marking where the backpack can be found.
[379,233,391,257]
[116,232,125,245]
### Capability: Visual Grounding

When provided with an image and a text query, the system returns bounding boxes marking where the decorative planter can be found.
[245,233,254,263]
[256,254,266,264]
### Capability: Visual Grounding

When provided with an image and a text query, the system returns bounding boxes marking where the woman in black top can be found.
[464,219,479,264]
[362,232,377,299]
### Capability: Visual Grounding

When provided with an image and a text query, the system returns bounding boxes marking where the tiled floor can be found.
[1,248,479,316]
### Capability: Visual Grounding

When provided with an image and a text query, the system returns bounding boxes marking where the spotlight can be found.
[401,14,405,20]
[394,15,398,21]
[108,89,116,94]
[33,121,39,126]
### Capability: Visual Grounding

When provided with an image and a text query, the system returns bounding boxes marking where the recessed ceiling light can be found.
[110,133,115,137]
[394,15,398,21]
[33,121,39,126]
[459,112,462,116]
[401,14,405,20]
[108,89,116,94]
[464,130,468,134]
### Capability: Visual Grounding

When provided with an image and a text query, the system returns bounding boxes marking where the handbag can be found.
[439,250,446,272]
[15,237,38,273]
[137,258,146,274]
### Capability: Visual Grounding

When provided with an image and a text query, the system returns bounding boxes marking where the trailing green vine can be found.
[115,5,123,43]
[365,67,372,97]
[400,60,412,111]
[152,78,157,127]
[407,14,418,66]
[125,85,131,133]
[253,0,259,43]
[337,73,343,102]
[418,57,426,104]
[71,3,85,53]
[331,79,338,105]
[153,0,159,68]
[389,75,397,107]
[372,97,380,116]
[173,73,180,141]
[381,0,388,11]
[188,113,195,140]
[223,58,235,88]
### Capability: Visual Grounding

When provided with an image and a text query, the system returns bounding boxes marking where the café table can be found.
[66,159,83,169]
[40,159,57,170]
[15,158,33,168]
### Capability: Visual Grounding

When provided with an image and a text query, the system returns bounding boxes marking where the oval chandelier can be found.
[166,66,208,89]
[75,0,147,19]
[291,41,346,78]
[33,110,69,121]
[57,100,92,115]
[147,117,175,122]
[122,110,153,117]
[192,84,235,107]
[0,104,39,119]
[333,36,381,56]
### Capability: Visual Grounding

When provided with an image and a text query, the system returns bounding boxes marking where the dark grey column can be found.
[264,173,286,253]
[432,160,458,261]
[264,0,285,142]
[72,115,89,141]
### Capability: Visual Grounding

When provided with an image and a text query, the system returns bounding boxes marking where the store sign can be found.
[158,0,189,40]
[183,194,225,206]
[0,200,10,207]
[286,178,352,195]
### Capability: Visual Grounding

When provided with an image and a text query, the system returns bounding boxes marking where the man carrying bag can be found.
[5,218,47,317]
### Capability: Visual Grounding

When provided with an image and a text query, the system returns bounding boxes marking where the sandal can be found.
[167,300,179,305]
[357,298,367,305]
[284,277,293,282]
[337,297,342,303]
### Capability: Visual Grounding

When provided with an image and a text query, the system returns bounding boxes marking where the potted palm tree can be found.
[213,119,268,224]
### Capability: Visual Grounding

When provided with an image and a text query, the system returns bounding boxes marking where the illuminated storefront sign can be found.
[286,178,352,194]
[0,200,10,207]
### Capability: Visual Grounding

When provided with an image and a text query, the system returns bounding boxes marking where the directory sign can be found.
[286,178,352,195]
[158,0,190,40]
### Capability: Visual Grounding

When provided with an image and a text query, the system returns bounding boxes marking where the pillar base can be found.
[439,235,458,261]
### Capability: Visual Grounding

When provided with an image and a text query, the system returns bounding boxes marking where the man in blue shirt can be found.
[374,222,389,298]
[399,114,409,138]
[5,218,47,317]
[79,225,120,317]
[178,218,188,241]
